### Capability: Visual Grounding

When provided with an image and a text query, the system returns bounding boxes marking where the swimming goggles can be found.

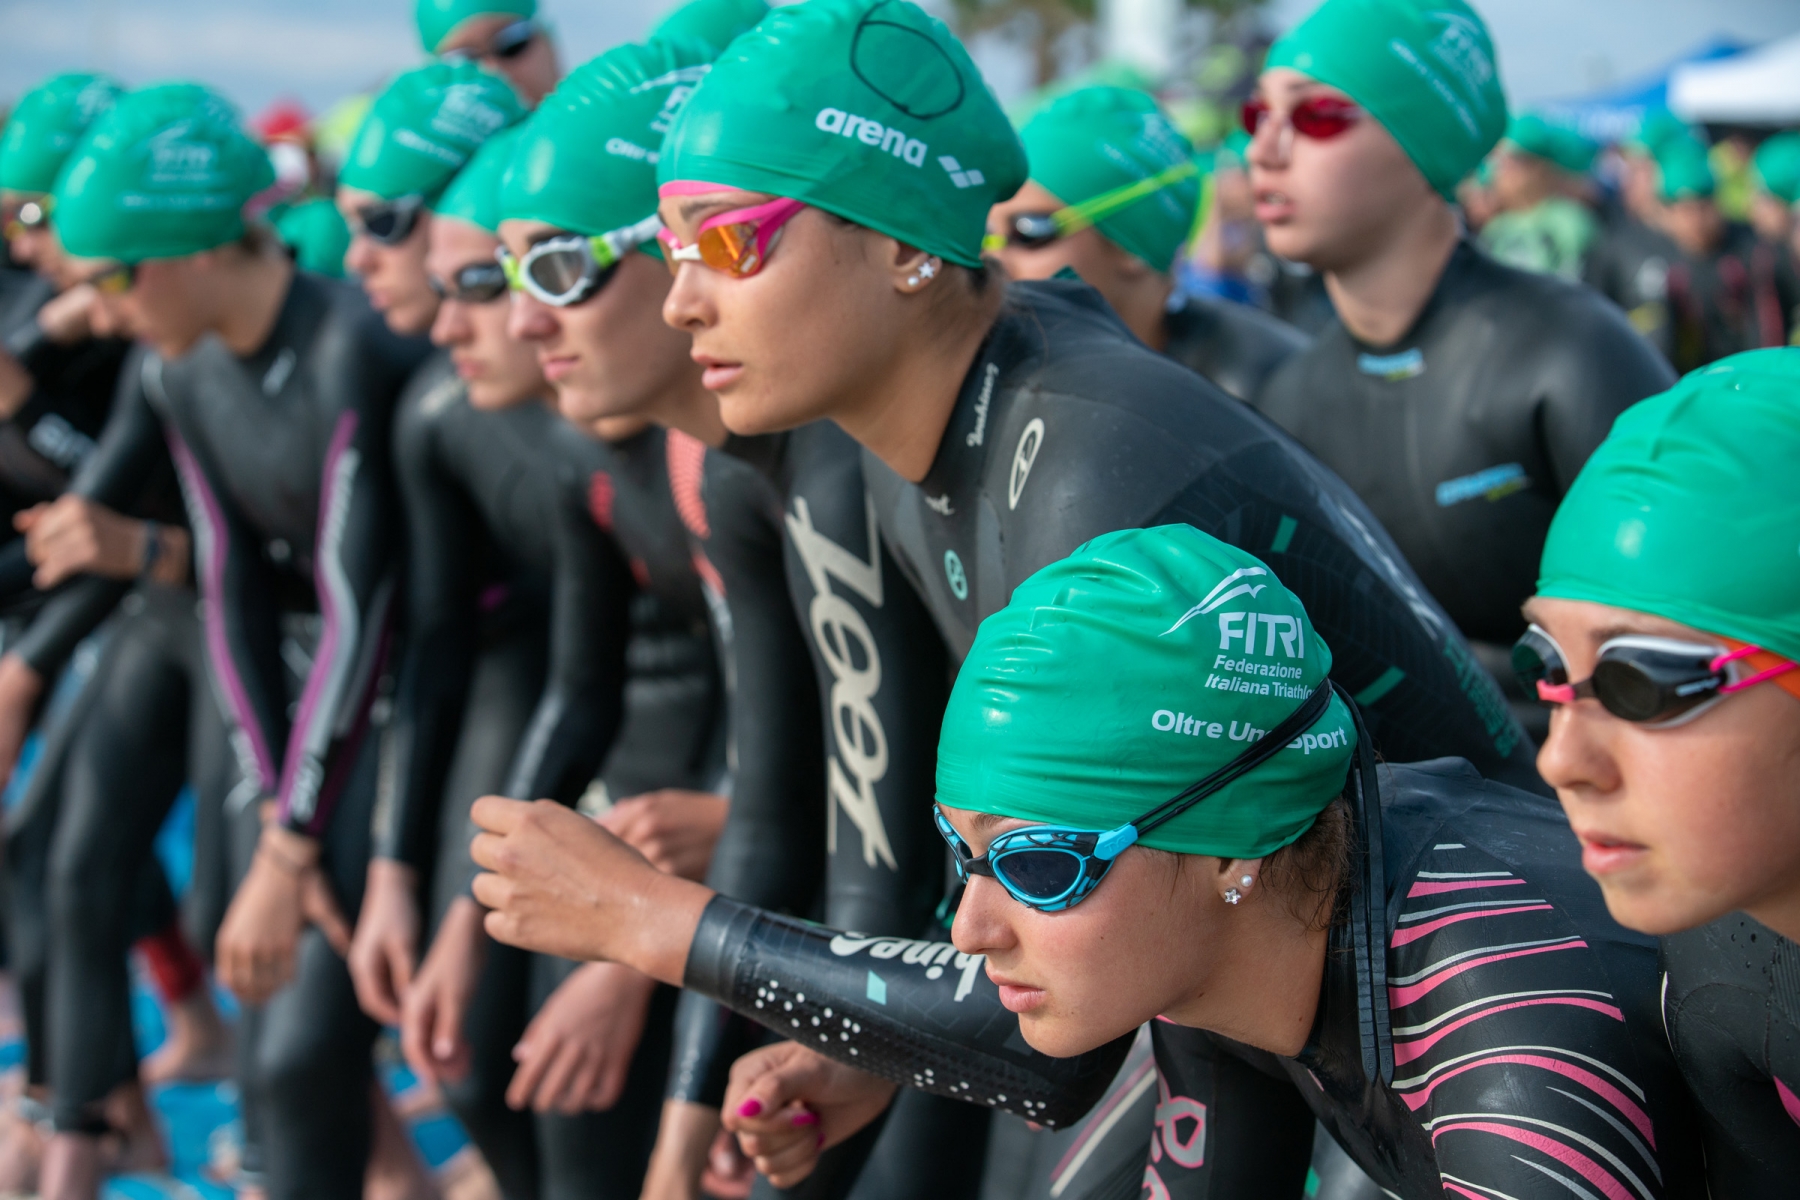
[1512,623,1796,727]
[82,261,138,296]
[355,194,427,247]
[429,260,509,304]
[1240,95,1362,142]
[498,214,664,307]
[936,679,1334,912]
[3,195,51,239]
[442,18,540,64]
[982,160,1199,254]
[658,197,806,279]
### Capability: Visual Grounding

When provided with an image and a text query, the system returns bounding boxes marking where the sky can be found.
[2,0,1798,119]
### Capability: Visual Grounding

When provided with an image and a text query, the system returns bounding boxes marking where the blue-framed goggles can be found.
[935,679,1334,912]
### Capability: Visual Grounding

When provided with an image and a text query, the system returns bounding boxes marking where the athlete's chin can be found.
[1593,868,1725,937]
[1015,1007,1131,1059]
[716,384,805,437]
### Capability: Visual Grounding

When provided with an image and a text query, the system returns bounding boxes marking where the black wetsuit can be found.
[682,758,1705,1199]
[1160,293,1309,404]
[145,268,426,1198]
[1664,221,1799,373]
[1659,913,1800,1194]
[1583,215,1680,363]
[383,361,717,1200]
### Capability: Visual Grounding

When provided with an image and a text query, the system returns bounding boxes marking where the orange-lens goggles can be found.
[659,197,805,278]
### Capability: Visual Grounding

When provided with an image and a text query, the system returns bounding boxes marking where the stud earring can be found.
[1239,874,1254,889]
[919,258,939,280]
[1223,888,1242,905]
[907,273,920,286]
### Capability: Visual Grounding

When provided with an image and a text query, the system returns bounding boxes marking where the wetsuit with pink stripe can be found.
[678,758,1705,1198]
[1658,913,1800,1193]
[142,269,427,1198]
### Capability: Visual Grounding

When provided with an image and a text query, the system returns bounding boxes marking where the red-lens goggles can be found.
[1240,96,1362,141]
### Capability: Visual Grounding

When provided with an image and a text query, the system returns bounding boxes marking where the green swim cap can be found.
[435,123,525,233]
[1503,112,1595,175]
[649,0,768,53]
[936,525,1355,859]
[1020,87,1200,273]
[339,61,526,202]
[52,83,274,264]
[0,73,124,195]
[416,0,535,54]
[659,0,1026,269]
[1265,0,1507,200]
[1752,132,1800,206]
[501,38,716,258]
[271,196,352,276]
[1656,136,1715,203]
[1625,109,1689,157]
[1539,350,1800,662]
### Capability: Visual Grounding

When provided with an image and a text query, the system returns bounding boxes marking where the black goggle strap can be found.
[1129,679,1334,841]
[1336,681,1391,1086]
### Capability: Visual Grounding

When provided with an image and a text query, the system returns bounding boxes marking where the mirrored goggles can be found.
[429,260,509,304]
[355,194,427,246]
[82,261,138,296]
[935,680,1334,912]
[3,195,51,239]
[498,214,664,307]
[981,160,1199,254]
[443,17,539,63]
[1512,623,1796,727]
[1240,95,1363,141]
[658,196,805,279]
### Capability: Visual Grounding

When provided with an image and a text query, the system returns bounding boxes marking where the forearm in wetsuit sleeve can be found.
[273,395,403,836]
[683,895,1133,1130]
[378,393,482,869]
[8,348,168,676]
[499,458,633,806]
[668,448,825,1105]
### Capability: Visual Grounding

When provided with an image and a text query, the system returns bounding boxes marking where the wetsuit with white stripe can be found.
[143,268,427,1198]
[679,759,1705,1198]
[1658,913,1800,1194]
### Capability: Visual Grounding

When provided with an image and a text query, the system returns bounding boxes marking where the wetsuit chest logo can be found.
[1355,348,1424,381]
[1008,418,1045,510]
[1435,463,1530,507]
[943,549,969,600]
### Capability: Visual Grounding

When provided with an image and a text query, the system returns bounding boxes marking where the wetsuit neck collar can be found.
[1342,237,1480,357]
[232,266,311,370]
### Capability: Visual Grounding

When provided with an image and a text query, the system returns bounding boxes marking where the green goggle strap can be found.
[982,159,1200,252]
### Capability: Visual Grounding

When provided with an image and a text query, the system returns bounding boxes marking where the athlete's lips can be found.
[540,352,580,382]
[693,352,743,392]
[1574,827,1649,876]
[987,969,1047,1015]
[1253,189,1295,224]
[450,353,483,380]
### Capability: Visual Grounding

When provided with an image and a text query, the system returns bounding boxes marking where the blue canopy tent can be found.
[1537,37,1747,144]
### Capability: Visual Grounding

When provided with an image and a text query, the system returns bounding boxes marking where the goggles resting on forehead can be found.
[499,213,665,307]
[430,260,509,304]
[982,160,1199,254]
[936,679,1335,912]
[1512,623,1796,727]
[3,195,51,239]
[356,194,428,247]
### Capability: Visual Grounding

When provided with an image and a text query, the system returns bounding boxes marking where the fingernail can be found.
[736,1098,763,1118]
[790,1110,819,1127]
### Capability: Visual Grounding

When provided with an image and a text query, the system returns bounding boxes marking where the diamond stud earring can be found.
[1223,888,1242,905]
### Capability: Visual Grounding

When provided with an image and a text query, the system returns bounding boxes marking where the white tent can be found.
[1669,31,1800,125]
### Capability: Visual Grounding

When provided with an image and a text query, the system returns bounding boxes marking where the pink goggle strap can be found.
[1537,680,1576,704]
[1714,644,1799,693]
[658,196,806,263]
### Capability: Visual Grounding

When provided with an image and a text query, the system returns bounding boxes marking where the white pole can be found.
[1100,0,1179,79]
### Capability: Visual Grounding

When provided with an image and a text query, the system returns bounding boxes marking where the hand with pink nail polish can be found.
[720,1043,898,1188]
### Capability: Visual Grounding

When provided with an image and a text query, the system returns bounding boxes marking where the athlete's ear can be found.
[888,240,941,296]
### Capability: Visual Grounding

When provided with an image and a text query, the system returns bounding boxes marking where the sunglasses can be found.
[443,18,539,63]
[1512,623,1795,727]
[659,197,805,279]
[355,194,427,247]
[499,214,664,307]
[981,160,1199,254]
[1240,95,1362,142]
[429,260,509,304]
[936,680,1335,912]
[3,196,51,240]
[83,261,138,296]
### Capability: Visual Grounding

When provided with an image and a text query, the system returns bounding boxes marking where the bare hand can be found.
[601,789,728,881]
[722,1044,898,1188]
[17,496,187,587]
[215,826,349,1003]
[0,654,44,789]
[348,859,420,1025]
[507,962,656,1114]
[36,285,99,344]
[642,1100,725,1200]
[400,896,487,1085]
[469,795,711,983]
